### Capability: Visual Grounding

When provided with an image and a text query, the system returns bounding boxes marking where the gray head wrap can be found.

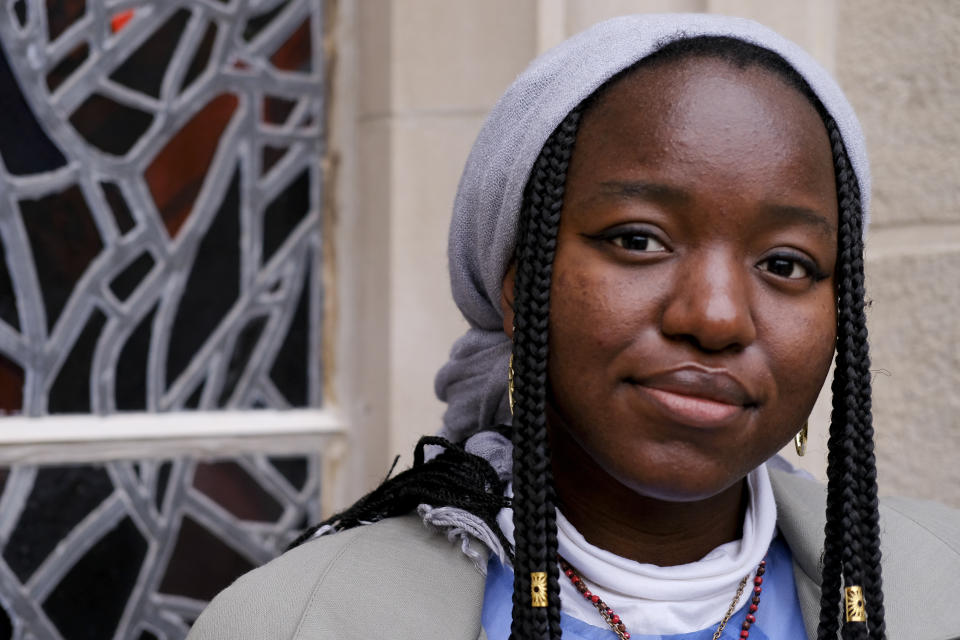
[434,13,870,446]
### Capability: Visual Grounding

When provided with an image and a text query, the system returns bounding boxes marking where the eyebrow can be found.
[762,204,836,238]
[598,180,836,238]
[597,180,691,205]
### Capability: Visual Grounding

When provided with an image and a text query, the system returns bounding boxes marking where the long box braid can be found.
[509,107,582,640]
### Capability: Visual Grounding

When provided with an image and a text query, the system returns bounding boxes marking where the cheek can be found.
[550,266,617,350]
[548,259,661,358]
[762,290,836,403]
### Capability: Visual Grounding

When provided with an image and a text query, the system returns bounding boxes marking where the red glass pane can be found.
[270,20,311,72]
[0,354,23,415]
[144,93,239,238]
[193,461,283,522]
[46,0,85,42]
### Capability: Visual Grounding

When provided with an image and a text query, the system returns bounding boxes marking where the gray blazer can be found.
[188,470,960,640]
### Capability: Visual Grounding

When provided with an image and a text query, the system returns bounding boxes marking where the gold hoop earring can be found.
[794,421,808,456]
[508,353,515,415]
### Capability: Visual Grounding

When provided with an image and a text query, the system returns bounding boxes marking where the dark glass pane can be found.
[109,252,155,301]
[69,93,154,156]
[46,42,89,92]
[145,93,239,239]
[0,454,320,638]
[19,185,102,331]
[49,309,105,413]
[0,600,10,640]
[100,182,135,234]
[218,316,267,406]
[0,468,7,495]
[270,20,311,73]
[43,516,147,640]
[109,9,190,99]
[46,0,86,42]
[262,95,296,125]
[193,461,283,522]
[165,167,240,387]
[183,380,204,409]
[159,517,254,601]
[181,22,217,93]
[242,1,291,41]
[0,234,20,330]
[155,462,171,512]
[268,456,308,491]
[13,1,26,27]
[0,611,8,639]
[270,265,309,406]
[3,466,113,582]
[0,42,67,174]
[116,305,156,411]
[262,169,309,264]
[0,353,24,415]
[261,144,288,175]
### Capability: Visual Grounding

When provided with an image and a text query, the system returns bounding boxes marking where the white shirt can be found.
[496,464,777,635]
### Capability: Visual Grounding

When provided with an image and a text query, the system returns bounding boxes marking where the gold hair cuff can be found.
[508,354,515,415]
[531,571,548,607]
[845,585,866,622]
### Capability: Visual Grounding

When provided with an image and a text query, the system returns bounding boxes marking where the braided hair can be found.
[293,36,885,640]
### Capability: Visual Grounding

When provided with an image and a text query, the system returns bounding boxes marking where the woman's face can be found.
[530,57,839,502]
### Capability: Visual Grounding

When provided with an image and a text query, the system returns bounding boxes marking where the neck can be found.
[549,426,748,567]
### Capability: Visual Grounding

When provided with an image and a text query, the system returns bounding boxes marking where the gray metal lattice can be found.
[0,454,323,640]
[0,0,325,415]
[0,2,328,638]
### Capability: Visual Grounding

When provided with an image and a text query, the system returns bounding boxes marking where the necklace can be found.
[559,556,767,640]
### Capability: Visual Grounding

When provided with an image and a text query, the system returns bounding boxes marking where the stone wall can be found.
[335,0,959,507]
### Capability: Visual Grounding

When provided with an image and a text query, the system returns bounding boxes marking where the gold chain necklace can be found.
[559,556,767,640]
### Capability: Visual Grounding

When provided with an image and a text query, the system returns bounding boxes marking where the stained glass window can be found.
[0,454,322,639]
[0,1,330,638]
[0,0,324,415]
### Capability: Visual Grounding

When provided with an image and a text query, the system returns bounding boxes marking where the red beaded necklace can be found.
[559,556,767,640]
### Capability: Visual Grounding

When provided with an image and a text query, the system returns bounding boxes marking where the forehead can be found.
[565,56,837,222]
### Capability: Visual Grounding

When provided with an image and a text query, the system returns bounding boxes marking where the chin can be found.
[605,454,751,503]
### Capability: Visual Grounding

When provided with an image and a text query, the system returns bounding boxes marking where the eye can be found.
[757,255,819,280]
[611,232,667,253]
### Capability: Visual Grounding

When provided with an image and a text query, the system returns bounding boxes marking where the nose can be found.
[660,250,757,353]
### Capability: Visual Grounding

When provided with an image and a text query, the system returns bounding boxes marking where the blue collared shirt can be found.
[481,535,807,640]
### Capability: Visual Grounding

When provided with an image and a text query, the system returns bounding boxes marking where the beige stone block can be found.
[837,0,960,227]
[357,0,393,117]
[348,119,394,486]
[780,234,960,507]
[387,115,483,463]
[863,244,960,508]
[390,0,538,113]
[564,0,706,39]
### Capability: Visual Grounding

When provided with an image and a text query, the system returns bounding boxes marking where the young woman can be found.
[189,14,960,640]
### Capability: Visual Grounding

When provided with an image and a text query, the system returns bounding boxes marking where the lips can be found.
[629,366,758,428]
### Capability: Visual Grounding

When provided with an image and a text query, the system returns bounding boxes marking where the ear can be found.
[500,263,517,339]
